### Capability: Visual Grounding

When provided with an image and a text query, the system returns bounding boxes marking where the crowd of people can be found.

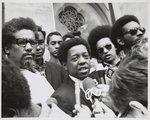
[2,14,148,118]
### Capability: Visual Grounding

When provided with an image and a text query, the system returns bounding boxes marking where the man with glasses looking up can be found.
[2,17,54,104]
[111,15,145,57]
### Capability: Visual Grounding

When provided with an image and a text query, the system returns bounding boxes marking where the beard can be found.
[20,53,37,73]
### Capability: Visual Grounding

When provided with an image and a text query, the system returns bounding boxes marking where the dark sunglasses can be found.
[16,38,37,48]
[97,44,112,54]
[123,27,145,36]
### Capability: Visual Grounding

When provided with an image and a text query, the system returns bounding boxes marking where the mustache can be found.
[20,53,36,72]
[22,52,35,58]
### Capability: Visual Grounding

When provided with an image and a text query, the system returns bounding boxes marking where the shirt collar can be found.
[69,75,84,92]
[102,58,121,68]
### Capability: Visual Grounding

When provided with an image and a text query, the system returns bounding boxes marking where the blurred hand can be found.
[97,84,109,97]
[96,84,115,111]
[92,101,116,118]
[73,104,91,118]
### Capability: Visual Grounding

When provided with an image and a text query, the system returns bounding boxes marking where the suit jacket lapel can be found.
[67,76,92,110]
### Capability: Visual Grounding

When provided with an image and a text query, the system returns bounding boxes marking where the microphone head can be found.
[46,97,58,105]
[83,77,97,91]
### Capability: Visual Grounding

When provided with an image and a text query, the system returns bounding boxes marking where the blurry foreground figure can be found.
[109,37,148,118]
[2,59,70,118]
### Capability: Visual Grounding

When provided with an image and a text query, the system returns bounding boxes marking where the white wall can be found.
[5,3,56,36]
[112,2,148,37]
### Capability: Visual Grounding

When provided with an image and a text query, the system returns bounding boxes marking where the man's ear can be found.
[117,38,125,45]
[129,101,148,118]
[4,46,10,55]
[62,63,67,71]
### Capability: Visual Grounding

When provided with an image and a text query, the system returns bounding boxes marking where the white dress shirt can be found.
[69,75,85,92]
[21,69,55,104]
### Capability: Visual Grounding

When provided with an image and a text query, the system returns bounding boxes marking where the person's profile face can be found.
[96,37,117,64]
[35,31,45,60]
[65,44,90,80]
[48,35,63,58]
[122,21,145,47]
[9,29,36,67]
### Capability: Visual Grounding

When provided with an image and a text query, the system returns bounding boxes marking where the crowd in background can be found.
[2,14,148,118]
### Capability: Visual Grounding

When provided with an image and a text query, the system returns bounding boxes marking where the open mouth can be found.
[78,67,89,73]
[105,54,111,59]
[54,50,58,54]
[53,51,58,55]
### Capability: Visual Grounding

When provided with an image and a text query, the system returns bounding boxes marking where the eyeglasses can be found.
[16,38,37,48]
[97,44,112,54]
[123,27,145,36]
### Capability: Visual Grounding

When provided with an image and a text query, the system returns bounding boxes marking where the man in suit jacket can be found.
[52,38,93,116]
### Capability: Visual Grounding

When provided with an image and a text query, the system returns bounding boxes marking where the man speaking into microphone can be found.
[52,38,96,117]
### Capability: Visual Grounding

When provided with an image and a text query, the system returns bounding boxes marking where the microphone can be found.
[83,77,97,91]
[83,77,103,117]
[46,97,58,105]
[83,77,102,103]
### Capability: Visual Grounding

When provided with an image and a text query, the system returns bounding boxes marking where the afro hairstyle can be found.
[111,15,140,52]
[88,25,112,59]
[2,59,31,117]
[3,17,38,49]
[58,37,91,64]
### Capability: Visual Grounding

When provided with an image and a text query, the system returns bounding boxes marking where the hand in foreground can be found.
[96,84,114,111]
[73,104,91,118]
[92,101,116,118]
[96,84,109,97]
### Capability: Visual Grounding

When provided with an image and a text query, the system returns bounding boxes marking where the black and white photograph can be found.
[1,1,148,119]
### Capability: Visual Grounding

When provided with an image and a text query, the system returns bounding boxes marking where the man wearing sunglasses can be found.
[88,25,120,85]
[2,17,54,104]
[111,15,145,56]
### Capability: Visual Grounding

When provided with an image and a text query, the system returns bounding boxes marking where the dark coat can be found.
[45,62,68,90]
[52,77,92,116]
